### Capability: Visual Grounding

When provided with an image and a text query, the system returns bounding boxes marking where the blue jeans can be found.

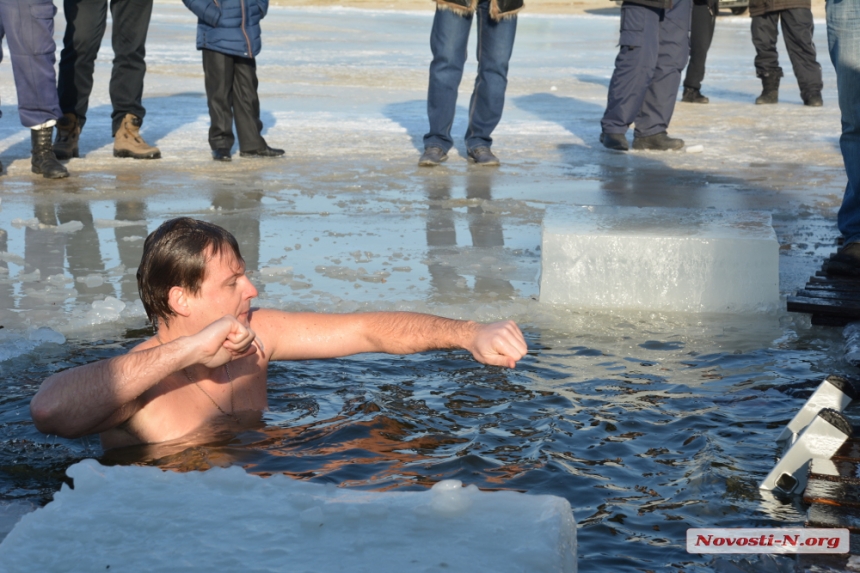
[828,0,860,245]
[0,0,62,127]
[423,3,517,153]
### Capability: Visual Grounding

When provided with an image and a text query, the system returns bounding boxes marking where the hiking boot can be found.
[114,114,161,159]
[212,148,232,161]
[632,132,684,151]
[802,91,823,107]
[239,145,284,158]
[53,112,80,159]
[755,74,780,105]
[600,131,628,151]
[681,87,709,104]
[31,126,69,179]
[825,242,860,277]
[419,146,447,167]
[467,146,500,166]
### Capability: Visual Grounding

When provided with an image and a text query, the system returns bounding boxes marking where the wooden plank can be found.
[797,289,860,302]
[787,296,860,315]
[803,283,860,295]
[807,504,860,532]
[812,315,853,327]
[804,480,860,508]
[809,276,860,288]
[834,439,860,461]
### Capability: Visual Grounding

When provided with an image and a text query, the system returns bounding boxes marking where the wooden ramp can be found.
[788,248,860,326]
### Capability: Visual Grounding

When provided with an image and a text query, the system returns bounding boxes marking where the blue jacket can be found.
[182,0,268,58]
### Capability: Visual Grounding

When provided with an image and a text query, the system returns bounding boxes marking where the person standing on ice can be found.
[599,0,692,152]
[53,0,161,161]
[29,218,526,449]
[0,0,68,178]
[418,0,522,168]
[680,0,718,104]
[748,0,823,106]
[821,0,860,275]
[182,0,284,161]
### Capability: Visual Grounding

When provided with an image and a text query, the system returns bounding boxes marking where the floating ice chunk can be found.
[260,265,293,276]
[0,252,25,266]
[93,218,144,228]
[76,274,105,288]
[686,144,704,153]
[0,460,577,572]
[540,206,779,313]
[11,218,84,233]
[28,327,65,345]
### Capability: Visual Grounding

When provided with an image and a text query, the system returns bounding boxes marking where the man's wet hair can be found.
[137,217,244,326]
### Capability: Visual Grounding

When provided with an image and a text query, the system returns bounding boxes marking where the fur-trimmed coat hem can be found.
[435,0,524,21]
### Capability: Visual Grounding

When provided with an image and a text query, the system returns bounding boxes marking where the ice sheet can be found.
[540,206,780,313]
[0,460,577,573]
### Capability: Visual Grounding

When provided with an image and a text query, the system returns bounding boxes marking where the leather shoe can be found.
[632,132,684,151]
[212,148,232,161]
[600,132,628,151]
[419,146,448,166]
[240,145,285,158]
[467,146,500,166]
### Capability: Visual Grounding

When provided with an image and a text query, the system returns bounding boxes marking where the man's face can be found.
[187,247,258,327]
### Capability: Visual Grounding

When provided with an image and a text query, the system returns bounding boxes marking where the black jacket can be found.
[749,0,811,17]
[616,0,674,9]
[436,0,523,21]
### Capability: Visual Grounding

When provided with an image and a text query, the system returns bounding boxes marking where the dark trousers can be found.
[684,0,716,90]
[202,49,266,153]
[0,0,62,127]
[602,0,692,137]
[751,8,823,92]
[57,0,153,134]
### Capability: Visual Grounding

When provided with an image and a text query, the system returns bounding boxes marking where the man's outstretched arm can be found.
[30,316,258,438]
[255,310,528,367]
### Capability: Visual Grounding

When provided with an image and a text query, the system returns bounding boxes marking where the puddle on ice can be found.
[0,5,855,573]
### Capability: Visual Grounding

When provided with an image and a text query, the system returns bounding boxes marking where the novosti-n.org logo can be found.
[687,528,849,554]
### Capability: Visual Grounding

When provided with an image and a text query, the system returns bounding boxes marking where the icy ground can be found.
[0,3,845,340]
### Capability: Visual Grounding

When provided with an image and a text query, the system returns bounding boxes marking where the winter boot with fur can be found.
[755,75,780,105]
[53,112,81,159]
[31,126,69,179]
[113,114,161,159]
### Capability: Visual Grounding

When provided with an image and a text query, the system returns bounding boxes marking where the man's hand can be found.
[466,320,527,368]
[191,316,259,369]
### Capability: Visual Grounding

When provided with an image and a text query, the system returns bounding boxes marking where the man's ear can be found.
[167,286,191,317]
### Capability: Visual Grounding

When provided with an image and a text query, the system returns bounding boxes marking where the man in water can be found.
[30,218,527,449]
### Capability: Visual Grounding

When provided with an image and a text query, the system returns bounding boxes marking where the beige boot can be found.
[113,114,161,159]
[53,112,81,160]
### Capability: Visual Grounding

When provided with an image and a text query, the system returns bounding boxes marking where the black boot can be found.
[31,126,69,179]
[681,87,709,104]
[802,90,823,107]
[755,74,780,105]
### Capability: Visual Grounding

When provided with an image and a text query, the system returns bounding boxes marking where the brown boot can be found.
[53,112,81,160]
[113,114,161,159]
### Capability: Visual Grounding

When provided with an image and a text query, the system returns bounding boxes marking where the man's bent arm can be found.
[256,310,527,368]
[30,341,193,438]
[30,315,258,438]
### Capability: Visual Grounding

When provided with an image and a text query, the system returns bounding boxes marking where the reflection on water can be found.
[0,312,844,572]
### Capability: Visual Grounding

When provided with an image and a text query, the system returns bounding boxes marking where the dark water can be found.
[0,310,853,572]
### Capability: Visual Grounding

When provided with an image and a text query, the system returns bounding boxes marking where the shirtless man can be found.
[30,217,528,449]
